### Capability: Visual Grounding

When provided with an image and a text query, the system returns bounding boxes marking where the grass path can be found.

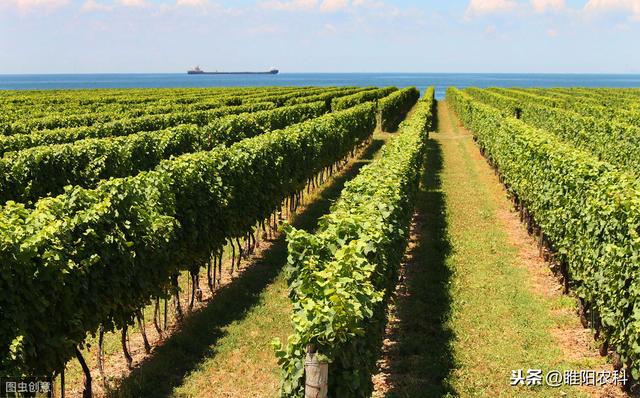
[105,131,392,398]
[373,101,619,398]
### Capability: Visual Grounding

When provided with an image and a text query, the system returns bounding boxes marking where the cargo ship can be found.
[188,66,279,75]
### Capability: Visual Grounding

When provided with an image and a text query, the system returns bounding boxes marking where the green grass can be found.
[375,101,601,398]
[373,128,455,398]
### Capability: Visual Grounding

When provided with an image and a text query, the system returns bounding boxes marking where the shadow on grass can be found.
[383,105,456,398]
[108,138,386,398]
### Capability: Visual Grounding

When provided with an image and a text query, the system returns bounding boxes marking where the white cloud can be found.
[259,0,318,11]
[465,0,517,17]
[466,0,567,18]
[80,0,217,13]
[482,23,510,39]
[80,0,112,12]
[352,0,384,7]
[3,0,69,12]
[324,23,337,32]
[176,0,210,6]
[584,0,640,21]
[259,0,384,12]
[319,0,348,12]
[531,0,565,13]
[116,0,149,7]
[172,0,243,16]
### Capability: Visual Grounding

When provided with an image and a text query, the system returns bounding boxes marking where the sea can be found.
[1,73,640,100]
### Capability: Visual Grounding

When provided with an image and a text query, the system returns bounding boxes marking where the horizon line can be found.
[2,71,640,76]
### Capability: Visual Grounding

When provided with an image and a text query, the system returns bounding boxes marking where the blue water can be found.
[1,73,640,100]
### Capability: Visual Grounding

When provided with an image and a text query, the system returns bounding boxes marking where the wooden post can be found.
[304,345,328,398]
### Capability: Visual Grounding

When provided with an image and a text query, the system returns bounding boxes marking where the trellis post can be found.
[304,345,328,398]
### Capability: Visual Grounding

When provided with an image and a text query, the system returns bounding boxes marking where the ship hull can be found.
[188,70,279,75]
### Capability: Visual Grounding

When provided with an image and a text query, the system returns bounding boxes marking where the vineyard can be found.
[448,87,640,395]
[0,85,429,397]
[2,84,640,398]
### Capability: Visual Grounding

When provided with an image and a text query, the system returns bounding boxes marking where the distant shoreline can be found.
[2,72,640,76]
[1,73,639,100]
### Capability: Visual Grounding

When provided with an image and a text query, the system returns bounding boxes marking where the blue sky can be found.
[0,0,638,74]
